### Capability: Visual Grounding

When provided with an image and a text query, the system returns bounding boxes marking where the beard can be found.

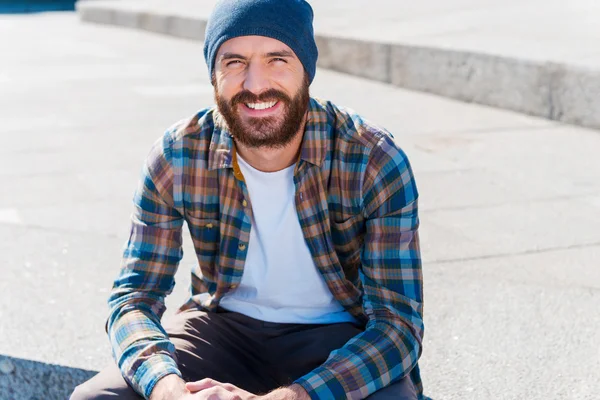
[215,75,310,149]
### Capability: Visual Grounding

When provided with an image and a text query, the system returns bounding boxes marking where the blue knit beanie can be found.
[203,0,318,84]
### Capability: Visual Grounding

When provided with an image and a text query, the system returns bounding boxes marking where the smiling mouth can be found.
[244,101,278,110]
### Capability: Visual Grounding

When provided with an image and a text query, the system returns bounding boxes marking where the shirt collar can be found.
[207,110,235,171]
[207,97,330,172]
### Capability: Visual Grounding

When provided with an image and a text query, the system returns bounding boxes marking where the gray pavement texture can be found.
[75,0,600,130]
[1,11,600,400]
[0,356,96,400]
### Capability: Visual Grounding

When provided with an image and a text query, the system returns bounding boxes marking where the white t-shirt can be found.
[219,156,357,324]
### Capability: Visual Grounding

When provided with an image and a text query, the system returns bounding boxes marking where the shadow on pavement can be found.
[0,0,76,13]
[0,355,97,400]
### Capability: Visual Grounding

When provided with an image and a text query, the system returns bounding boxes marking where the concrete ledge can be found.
[389,46,600,129]
[0,355,97,400]
[77,2,207,41]
[390,47,551,119]
[166,15,206,40]
[314,36,600,130]
[315,36,391,83]
[76,0,600,130]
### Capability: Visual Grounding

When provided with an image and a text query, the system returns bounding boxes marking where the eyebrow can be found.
[265,50,294,58]
[219,50,295,62]
[220,52,246,61]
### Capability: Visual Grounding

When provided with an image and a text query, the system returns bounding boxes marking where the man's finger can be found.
[185,377,222,392]
[192,386,240,400]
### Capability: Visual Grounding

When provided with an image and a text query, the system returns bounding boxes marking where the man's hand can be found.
[185,378,258,399]
[185,379,310,400]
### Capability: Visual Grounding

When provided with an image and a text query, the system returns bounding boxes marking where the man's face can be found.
[213,35,310,149]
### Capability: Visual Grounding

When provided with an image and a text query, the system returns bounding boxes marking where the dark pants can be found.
[71,308,417,399]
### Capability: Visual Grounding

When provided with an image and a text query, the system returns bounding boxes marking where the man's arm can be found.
[264,384,310,400]
[107,129,185,399]
[294,137,424,399]
[149,374,188,400]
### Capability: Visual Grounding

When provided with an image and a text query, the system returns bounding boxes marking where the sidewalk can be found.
[76,0,600,129]
[1,10,599,400]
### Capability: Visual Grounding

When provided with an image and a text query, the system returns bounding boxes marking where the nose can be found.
[243,62,270,95]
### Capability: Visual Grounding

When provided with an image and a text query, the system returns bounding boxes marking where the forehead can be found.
[216,35,296,58]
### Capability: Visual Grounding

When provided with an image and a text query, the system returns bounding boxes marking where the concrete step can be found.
[75,0,600,130]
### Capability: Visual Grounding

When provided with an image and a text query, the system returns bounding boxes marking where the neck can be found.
[234,115,307,173]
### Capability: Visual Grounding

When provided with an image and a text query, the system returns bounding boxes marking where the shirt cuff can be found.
[131,354,182,399]
[294,366,348,400]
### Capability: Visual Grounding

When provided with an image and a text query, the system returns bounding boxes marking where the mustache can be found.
[230,89,291,107]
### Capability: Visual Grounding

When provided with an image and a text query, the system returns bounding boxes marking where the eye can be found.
[271,57,287,64]
[226,60,244,67]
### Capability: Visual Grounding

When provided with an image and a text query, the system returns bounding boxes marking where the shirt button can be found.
[205,223,213,229]
[238,243,246,251]
[242,199,248,207]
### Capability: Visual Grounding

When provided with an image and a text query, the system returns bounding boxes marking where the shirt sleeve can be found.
[106,130,185,399]
[295,137,424,399]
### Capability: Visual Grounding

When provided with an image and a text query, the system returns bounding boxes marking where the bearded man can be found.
[71,0,424,399]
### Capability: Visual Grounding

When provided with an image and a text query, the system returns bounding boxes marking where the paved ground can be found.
[1,11,599,400]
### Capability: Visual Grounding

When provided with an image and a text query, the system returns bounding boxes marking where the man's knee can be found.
[70,381,99,400]
[69,364,140,400]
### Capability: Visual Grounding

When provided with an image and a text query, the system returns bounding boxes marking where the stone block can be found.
[76,5,114,26]
[549,65,600,129]
[112,9,141,30]
[168,15,207,41]
[139,12,172,35]
[316,36,391,83]
[390,45,553,121]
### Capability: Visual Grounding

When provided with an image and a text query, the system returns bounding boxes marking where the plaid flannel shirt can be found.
[107,98,424,399]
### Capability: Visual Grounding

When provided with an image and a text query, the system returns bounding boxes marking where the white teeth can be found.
[246,101,277,110]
